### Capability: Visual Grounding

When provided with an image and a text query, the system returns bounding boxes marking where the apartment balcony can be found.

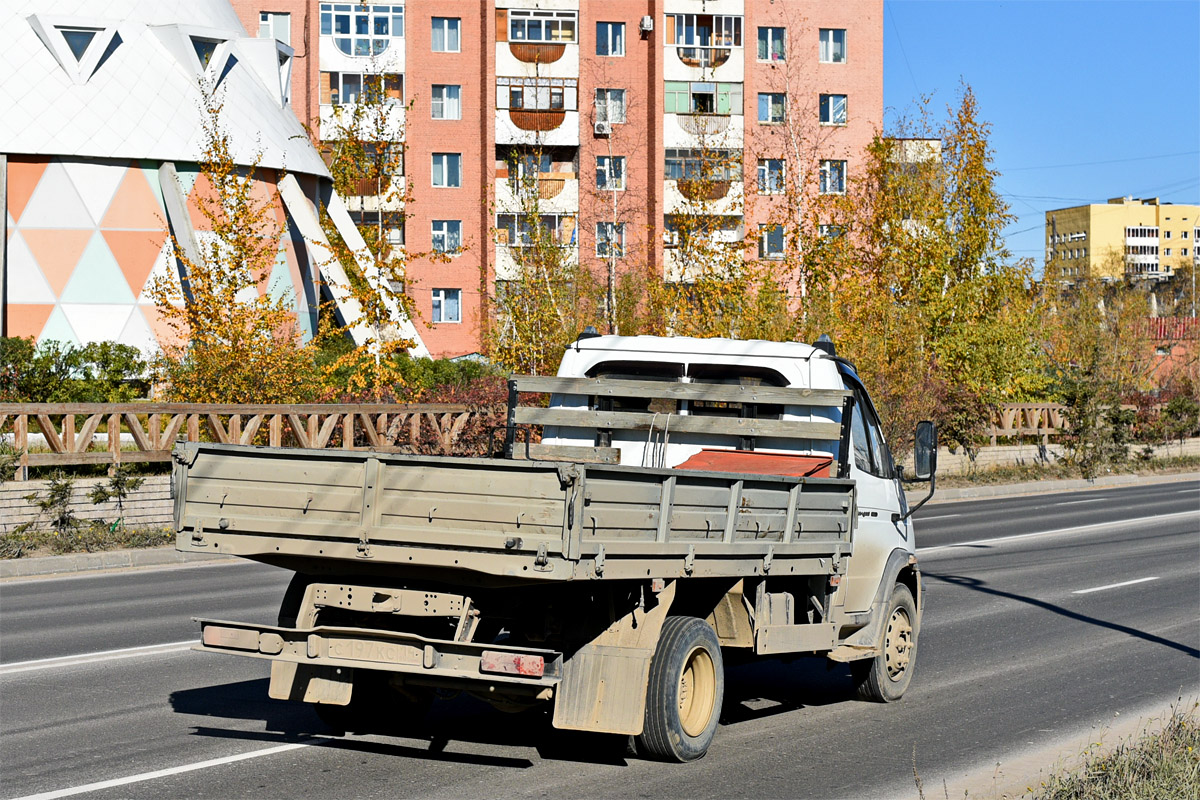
[495,109,579,147]
[342,176,406,214]
[509,42,566,64]
[665,46,744,82]
[664,113,743,148]
[318,102,405,141]
[494,242,578,281]
[665,179,743,216]
[494,175,579,215]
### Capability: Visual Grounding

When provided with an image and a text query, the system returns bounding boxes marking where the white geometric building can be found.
[0,0,425,356]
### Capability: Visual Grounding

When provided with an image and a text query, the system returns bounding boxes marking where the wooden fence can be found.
[0,401,1092,480]
[0,403,499,480]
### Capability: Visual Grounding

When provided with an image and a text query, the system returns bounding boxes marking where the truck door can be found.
[839,378,905,614]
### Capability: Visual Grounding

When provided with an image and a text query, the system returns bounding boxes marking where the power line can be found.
[1003,150,1200,172]
[886,3,919,98]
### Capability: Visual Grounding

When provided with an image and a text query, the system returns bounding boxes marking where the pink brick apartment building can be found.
[230,1,882,358]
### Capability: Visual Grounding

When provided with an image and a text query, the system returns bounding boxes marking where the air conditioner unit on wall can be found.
[594,120,612,136]
[639,16,654,32]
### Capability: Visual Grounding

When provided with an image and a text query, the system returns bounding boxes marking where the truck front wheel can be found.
[637,616,724,762]
[852,582,918,703]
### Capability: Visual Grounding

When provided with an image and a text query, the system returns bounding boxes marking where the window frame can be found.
[595,88,627,123]
[596,221,626,258]
[819,28,846,63]
[819,93,847,125]
[431,288,462,324]
[758,224,785,260]
[756,26,785,61]
[431,16,461,53]
[757,92,785,124]
[509,9,578,44]
[431,84,461,119]
[596,21,625,56]
[431,219,462,254]
[819,159,847,195]
[319,3,403,57]
[756,158,785,195]
[596,156,626,191]
[431,152,462,188]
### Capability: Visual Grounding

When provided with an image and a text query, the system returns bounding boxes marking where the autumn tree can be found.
[317,66,437,399]
[150,84,319,403]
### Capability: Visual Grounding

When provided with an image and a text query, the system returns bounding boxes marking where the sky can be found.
[882,0,1200,275]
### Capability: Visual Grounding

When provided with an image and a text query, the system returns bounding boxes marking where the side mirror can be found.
[912,420,938,482]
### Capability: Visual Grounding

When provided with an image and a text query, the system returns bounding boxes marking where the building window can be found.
[665,148,741,181]
[667,14,742,67]
[597,21,625,56]
[757,27,785,61]
[759,225,784,259]
[1165,230,1172,239]
[432,17,460,52]
[321,72,403,105]
[259,12,291,45]
[819,160,846,194]
[1165,248,1172,256]
[498,77,578,111]
[320,3,403,56]
[387,226,404,247]
[819,28,846,63]
[431,153,462,187]
[757,159,785,194]
[432,220,462,253]
[664,81,742,115]
[1183,248,1190,257]
[819,225,845,239]
[431,84,461,119]
[595,88,626,123]
[758,93,785,123]
[510,9,577,43]
[596,222,625,257]
[431,289,461,323]
[497,214,574,247]
[819,94,847,125]
[596,156,625,191]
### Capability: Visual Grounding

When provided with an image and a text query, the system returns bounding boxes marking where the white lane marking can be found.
[1057,498,1103,505]
[0,640,195,676]
[13,740,320,800]
[1072,576,1160,595]
[921,513,962,520]
[917,510,1199,555]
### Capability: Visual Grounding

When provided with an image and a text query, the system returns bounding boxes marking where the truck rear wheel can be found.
[637,616,724,762]
[852,583,917,703]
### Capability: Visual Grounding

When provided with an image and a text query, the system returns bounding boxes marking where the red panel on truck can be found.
[676,449,833,478]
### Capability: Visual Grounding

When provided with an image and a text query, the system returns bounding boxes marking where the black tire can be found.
[852,583,918,703]
[316,670,433,734]
[277,572,314,627]
[636,616,725,762]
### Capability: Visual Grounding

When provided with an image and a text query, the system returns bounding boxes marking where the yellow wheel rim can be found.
[678,645,717,737]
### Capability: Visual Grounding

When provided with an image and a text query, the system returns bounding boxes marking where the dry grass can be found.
[1026,702,1200,800]
[0,524,174,559]
[937,455,1200,488]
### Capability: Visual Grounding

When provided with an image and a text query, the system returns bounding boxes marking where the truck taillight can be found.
[480,650,545,677]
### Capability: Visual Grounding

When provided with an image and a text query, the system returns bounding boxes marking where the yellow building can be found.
[1045,197,1200,282]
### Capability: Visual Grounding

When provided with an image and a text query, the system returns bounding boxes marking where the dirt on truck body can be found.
[177,335,936,761]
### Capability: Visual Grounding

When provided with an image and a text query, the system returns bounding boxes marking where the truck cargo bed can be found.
[174,442,856,583]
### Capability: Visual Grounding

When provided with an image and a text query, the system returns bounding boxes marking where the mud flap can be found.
[269,661,354,705]
[551,582,676,735]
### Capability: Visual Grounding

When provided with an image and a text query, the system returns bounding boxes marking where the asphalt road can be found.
[1,480,1197,799]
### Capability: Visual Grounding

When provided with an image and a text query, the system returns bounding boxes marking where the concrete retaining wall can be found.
[1,474,172,530]
[930,437,1200,475]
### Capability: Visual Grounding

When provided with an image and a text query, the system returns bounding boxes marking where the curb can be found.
[5,472,1197,581]
[909,470,1200,504]
[0,546,234,580]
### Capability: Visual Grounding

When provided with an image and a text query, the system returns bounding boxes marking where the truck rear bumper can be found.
[196,618,563,691]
